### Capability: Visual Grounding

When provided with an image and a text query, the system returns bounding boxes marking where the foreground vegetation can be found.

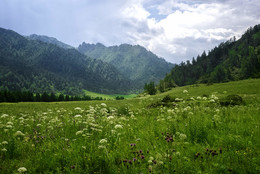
[0,79,259,173]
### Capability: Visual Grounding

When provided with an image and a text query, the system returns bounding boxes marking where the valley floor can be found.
[0,79,260,173]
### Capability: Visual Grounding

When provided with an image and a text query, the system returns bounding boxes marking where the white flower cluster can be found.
[18,167,27,173]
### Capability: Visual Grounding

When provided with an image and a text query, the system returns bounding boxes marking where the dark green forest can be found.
[158,24,260,92]
[0,89,104,103]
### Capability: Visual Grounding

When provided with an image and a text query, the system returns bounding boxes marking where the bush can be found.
[115,96,124,100]
[220,94,244,106]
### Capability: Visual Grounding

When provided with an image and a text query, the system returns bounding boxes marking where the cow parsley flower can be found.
[98,145,106,149]
[74,107,82,110]
[203,97,207,100]
[115,124,123,129]
[18,167,27,173]
[183,90,188,94]
[14,131,25,137]
[74,114,82,118]
[99,139,107,144]
[76,130,83,135]
[1,114,9,118]
[107,116,114,120]
[2,141,8,145]
[179,133,187,140]
[1,148,7,152]
[100,103,107,107]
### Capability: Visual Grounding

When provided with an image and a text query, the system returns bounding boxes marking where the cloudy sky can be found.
[1,0,260,63]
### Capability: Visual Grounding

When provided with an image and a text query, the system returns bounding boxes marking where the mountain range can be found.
[0,28,173,95]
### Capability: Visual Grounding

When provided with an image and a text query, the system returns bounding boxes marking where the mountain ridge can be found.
[78,42,174,88]
[27,34,74,49]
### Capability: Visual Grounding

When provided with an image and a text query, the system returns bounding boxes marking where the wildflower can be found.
[111,130,116,134]
[183,90,188,94]
[2,141,8,145]
[179,133,187,140]
[197,96,202,100]
[100,103,107,107]
[99,139,107,144]
[74,114,82,118]
[107,116,114,120]
[14,131,25,137]
[74,107,82,110]
[210,99,215,103]
[202,97,207,100]
[115,124,123,129]
[76,130,83,135]
[18,167,27,173]
[98,145,106,149]
[6,125,13,129]
[1,148,7,152]
[1,114,8,118]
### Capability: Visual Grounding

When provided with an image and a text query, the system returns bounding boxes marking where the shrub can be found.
[220,94,244,106]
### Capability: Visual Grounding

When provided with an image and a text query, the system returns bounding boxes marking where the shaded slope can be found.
[0,28,134,95]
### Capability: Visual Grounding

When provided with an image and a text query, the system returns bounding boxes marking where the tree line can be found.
[0,90,104,103]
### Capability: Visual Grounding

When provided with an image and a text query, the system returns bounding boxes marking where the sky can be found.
[1,0,260,63]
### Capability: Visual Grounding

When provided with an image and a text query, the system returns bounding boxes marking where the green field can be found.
[84,90,137,100]
[0,79,260,173]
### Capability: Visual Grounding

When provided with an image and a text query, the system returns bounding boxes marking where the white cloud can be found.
[1,0,260,63]
[120,0,260,63]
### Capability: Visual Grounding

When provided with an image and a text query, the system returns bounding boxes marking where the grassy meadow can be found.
[0,79,260,173]
[83,90,137,100]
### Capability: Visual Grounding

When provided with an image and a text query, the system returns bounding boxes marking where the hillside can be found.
[78,43,174,88]
[158,24,260,90]
[27,34,74,49]
[0,28,134,95]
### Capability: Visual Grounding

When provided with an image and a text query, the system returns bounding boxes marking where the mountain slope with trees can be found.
[27,34,74,49]
[0,28,134,95]
[78,43,174,88]
[158,24,260,91]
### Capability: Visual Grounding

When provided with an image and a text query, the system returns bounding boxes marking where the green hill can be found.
[78,43,174,88]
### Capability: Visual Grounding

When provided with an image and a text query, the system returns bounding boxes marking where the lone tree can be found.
[144,81,157,95]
